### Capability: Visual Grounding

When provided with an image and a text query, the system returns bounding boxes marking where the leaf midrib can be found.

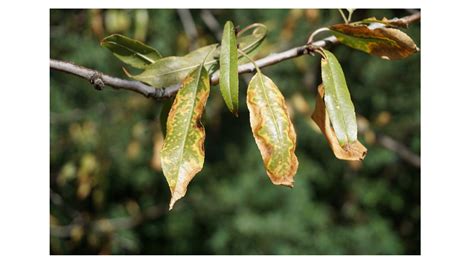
[258,73,283,145]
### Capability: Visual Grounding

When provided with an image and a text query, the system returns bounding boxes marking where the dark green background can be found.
[50,9,420,254]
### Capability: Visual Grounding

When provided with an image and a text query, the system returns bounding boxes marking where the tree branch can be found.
[50,12,420,100]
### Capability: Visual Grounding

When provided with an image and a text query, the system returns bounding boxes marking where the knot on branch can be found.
[89,72,105,91]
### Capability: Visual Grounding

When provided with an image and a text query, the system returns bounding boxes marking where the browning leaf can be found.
[160,63,210,210]
[312,84,367,160]
[247,72,298,187]
[330,23,419,60]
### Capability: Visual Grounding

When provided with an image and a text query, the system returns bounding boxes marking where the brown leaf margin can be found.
[312,84,367,160]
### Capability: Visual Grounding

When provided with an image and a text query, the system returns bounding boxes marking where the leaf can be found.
[358,17,408,28]
[320,48,357,146]
[219,21,239,116]
[128,23,267,89]
[330,23,419,59]
[159,98,173,137]
[101,34,162,69]
[160,63,210,210]
[247,72,298,187]
[128,44,218,89]
[236,23,267,57]
[312,84,367,160]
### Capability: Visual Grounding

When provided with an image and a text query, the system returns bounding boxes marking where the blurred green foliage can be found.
[50,9,420,255]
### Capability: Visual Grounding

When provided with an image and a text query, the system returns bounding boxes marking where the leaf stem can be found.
[306,27,330,45]
[338,9,349,24]
[238,49,260,73]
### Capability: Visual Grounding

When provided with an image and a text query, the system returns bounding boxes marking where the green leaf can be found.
[320,48,357,146]
[101,34,162,69]
[219,21,239,116]
[312,84,367,161]
[247,72,299,187]
[128,23,267,89]
[329,23,419,60]
[159,98,173,137]
[160,62,210,210]
[128,44,218,89]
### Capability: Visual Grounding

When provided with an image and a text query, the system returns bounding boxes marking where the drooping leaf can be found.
[160,63,210,210]
[320,48,357,146]
[128,24,267,89]
[159,98,173,137]
[219,21,239,116]
[247,72,298,187]
[128,44,218,89]
[101,34,162,69]
[329,23,419,59]
[312,84,367,160]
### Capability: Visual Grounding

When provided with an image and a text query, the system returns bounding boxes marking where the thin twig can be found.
[177,9,199,51]
[200,9,222,40]
[50,12,420,100]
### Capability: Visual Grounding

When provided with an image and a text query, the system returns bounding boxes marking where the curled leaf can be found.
[330,23,419,59]
[320,48,357,146]
[247,72,298,187]
[219,21,239,115]
[312,84,367,160]
[160,63,210,210]
[236,23,267,57]
[101,34,162,69]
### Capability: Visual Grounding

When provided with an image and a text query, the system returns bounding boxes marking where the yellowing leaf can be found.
[330,23,419,60]
[312,84,367,160]
[219,21,239,115]
[320,48,357,146]
[160,63,210,210]
[247,72,298,187]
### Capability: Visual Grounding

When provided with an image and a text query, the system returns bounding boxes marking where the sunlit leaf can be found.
[101,34,162,69]
[219,21,239,116]
[247,72,298,187]
[358,17,408,28]
[160,63,210,210]
[312,84,367,160]
[128,23,267,89]
[320,48,357,146]
[330,23,419,60]
[128,44,218,89]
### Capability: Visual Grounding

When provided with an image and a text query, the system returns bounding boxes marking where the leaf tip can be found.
[122,67,132,78]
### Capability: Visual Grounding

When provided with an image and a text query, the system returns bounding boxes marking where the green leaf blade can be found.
[247,72,299,187]
[160,63,210,210]
[219,21,239,115]
[128,44,218,89]
[320,48,357,145]
[101,34,162,69]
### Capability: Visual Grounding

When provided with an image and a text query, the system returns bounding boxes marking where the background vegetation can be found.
[50,9,420,254]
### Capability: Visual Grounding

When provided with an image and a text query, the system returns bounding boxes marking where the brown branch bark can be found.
[50,12,420,100]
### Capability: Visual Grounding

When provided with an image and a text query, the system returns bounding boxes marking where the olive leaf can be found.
[358,17,408,28]
[320,48,357,146]
[160,62,210,210]
[330,23,419,59]
[247,72,298,187]
[312,84,367,160]
[101,34,162,69]
[128,23,267,89]
[219,21,239,116]
[127,44,219,89]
